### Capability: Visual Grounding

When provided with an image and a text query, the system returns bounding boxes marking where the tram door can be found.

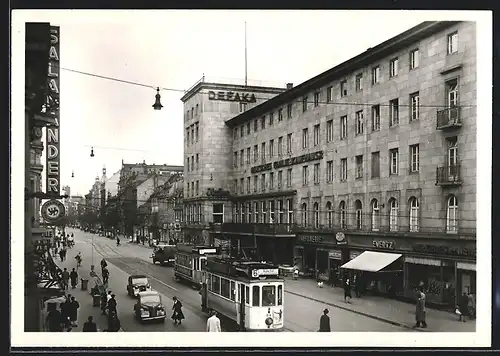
[238,283,246,330]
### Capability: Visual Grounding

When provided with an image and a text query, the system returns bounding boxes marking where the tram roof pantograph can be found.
[206,258,281,281]
[176,243,219,255]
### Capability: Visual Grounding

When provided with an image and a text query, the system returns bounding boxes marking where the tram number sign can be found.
[199,248,217,255]
[252,268,279,278]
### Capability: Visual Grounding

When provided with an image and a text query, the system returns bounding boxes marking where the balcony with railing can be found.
[436,165,462,186]
[436,107,462,130]
[219,222,296,235]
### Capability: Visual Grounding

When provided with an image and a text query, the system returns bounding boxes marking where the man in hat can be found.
[319,308,331,332]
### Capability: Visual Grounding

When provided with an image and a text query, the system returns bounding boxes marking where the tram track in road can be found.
[90,239,294,332]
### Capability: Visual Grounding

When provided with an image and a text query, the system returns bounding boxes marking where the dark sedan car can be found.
[134,291,166,323]
[127,275,152,297]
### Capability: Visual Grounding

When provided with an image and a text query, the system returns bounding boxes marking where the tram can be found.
[173,244,219,289]
[200,257,285,331]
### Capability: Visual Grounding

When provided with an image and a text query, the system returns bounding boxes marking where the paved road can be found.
[69,228,402,332]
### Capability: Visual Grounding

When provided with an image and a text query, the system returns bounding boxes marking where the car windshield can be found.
[132,277,148,285]
[141,294,160,304]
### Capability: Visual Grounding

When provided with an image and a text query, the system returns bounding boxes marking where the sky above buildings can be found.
[13,10,481,196]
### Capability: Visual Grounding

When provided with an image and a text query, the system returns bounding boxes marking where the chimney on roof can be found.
[143,160,146,164]
[286,83,293,89]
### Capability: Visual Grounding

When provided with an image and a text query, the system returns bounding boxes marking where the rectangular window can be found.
[313,163,320,184]
[355,155,363,179]
[287,103,292,119]
[246,122,251,135]
[326,86,333,102]
[278,136,283,156]
[302,128,309,149]
[196,154,199,170]
[269,139,274,158]
[389,57,399,77]
[262,285,276,307]
[326,160,333,183]
[196,180,199,195]
[253,175,258,192]
[254,118,258,132]
[230,281,236,301]
[261,142,266,162]
[233,151,238,168]
[254,202,259,223]
[269,112,274,126]
[232,128,237,140]
[278,170,283,188]
[240,149,244,167]
[240,126,244,138]
[355,73,363,91]
[246,177,251,193]
[262,201,267,222]
[195,123,199,142]
[286,168,292,187]
[187,129,191,145]
[302,166,308,186]
[253,145,259,163]
[269,172,275,190]
[187,157,190,172]
[340,158,347,181]
[390,148,399,175]
[302,96,308,112]
[245,285,250,305]
[409,49,419,69]
[261,116,266,130]
[371,66,380,85]
[313,124,320,146]
[239,102,247,113]
[447,32,458,54]
[261,174,266,192]
[389,98,399,127]
[252,286,260,307]
[355,110,364,135]
[246,147,251,165]
[326,119,333,143]
[211,275,220,294]
[233,179,238,194]
[371,151,380,178]
[278,108,283,122]
[212,203,224,224]
[240,178,244,194]
[287,133,293,153]
[314,92,320,107]
[340,80,348,97]
[286,199,293,224]
[410,144,420,173]
[221,278,230,299]
[340,115,347,139]
[278,200,284,223]
[410,92,420,121]
[371,105,380,131]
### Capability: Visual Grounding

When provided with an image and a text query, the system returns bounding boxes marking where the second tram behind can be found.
[201,258,285,331]
[173,244,219,289]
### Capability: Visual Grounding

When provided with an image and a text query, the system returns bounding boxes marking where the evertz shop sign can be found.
[45,26,61,195]
[373,240,395,250]
[208,91,257,103]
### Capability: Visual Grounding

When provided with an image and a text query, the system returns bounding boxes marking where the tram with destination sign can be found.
[200,257,285,331]
[173,244,220,289]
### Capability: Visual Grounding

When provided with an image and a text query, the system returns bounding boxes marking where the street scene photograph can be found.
[12,9,491,348]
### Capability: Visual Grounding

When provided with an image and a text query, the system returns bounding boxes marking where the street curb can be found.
[285,290,430,332]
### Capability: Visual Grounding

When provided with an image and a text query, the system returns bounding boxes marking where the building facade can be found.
[181,76,289,246]
[185,21,476,308]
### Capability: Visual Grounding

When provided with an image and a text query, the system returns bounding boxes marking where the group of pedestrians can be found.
[45,294,80,332]
[61,268,79,290]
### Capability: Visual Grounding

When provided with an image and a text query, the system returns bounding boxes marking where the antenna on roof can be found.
[244,21,248,87]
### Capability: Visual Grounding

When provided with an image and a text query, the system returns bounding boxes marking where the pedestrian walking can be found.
[116,236,121,246]
[353,275,361,298]
[458,292,469,322]
[102,267,110,285]
[413,291,427,328]
[105,310,121,332]
[318,308,331,332]
[468,292,476,319]
[171,296,185,325]
[46,305,63,332]
[61,268,70,290]
[59,249,64,262]
[62,248,67,261]
[68,296,80,327]
[107,294,117,315]
[100,292,108,315]
[344,278,352,303]
[206,309,221,332]
[83,316,98,332]
[60,298,71,330]
[100,258,107,272]
[69,268,78,289]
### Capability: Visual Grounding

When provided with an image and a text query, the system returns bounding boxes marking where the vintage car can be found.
[127,274,152,297]
[151,244,177,266]
[134,291,166,323]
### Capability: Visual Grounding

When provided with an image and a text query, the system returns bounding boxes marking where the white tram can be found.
[201,258,285,331]
[173,244,219,289]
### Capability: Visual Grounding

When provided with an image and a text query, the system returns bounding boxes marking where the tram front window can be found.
[261,285,276,307]
[278,285,283,306]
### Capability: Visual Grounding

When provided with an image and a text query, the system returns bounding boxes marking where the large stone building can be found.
[182,21,476,308]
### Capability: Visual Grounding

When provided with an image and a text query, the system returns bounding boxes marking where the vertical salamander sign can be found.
[46,26,60,195]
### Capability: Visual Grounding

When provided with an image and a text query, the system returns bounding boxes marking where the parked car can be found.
[126,274,152,297]
[133,291,166,323]
[151,244,177,266]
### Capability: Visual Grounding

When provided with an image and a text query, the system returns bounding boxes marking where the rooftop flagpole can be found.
[244,21,248,86]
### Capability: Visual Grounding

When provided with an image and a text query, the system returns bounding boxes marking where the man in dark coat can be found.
[319,308,331,332]
[107,294,117,315]
[83,316,98,332]
[69,268,78,289]
[68,296,80,327]
[459,292,469,322]
[102,267,110,285]
[413,292,427,328]
[46,305,63,332]
[171,296,185,325]
[344,278,352,303]
[61,268,70,290]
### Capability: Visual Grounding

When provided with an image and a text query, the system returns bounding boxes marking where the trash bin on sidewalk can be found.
[81,278,89,291]
[92,294,101,307]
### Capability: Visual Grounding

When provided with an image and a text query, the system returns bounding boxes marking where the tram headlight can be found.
[265,317,273,326]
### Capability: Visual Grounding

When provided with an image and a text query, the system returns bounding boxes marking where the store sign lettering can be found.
[252,268,279,277]
[274,151,324,169]
[298,235,324,243]
[412,244,476,258]
[208,91,257,103]
[251,163,273,174]
[373,240,395,249]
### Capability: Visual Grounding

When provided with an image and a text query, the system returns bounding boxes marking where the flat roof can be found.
[225,21,461,128]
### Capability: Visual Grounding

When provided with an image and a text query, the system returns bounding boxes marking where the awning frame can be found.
[340,251,403,273]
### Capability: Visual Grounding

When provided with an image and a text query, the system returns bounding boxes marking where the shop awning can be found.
[340,251,402,272]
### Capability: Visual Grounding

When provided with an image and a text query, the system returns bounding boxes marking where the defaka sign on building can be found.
[46,26,61,195]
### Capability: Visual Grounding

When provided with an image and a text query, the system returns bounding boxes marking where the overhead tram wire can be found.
[57,65,476,109]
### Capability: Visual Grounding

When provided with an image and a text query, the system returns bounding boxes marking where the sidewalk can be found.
[284,278,475,332]
[51,249,123,332]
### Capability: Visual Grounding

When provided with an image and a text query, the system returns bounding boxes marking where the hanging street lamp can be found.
[152,87,163,110]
